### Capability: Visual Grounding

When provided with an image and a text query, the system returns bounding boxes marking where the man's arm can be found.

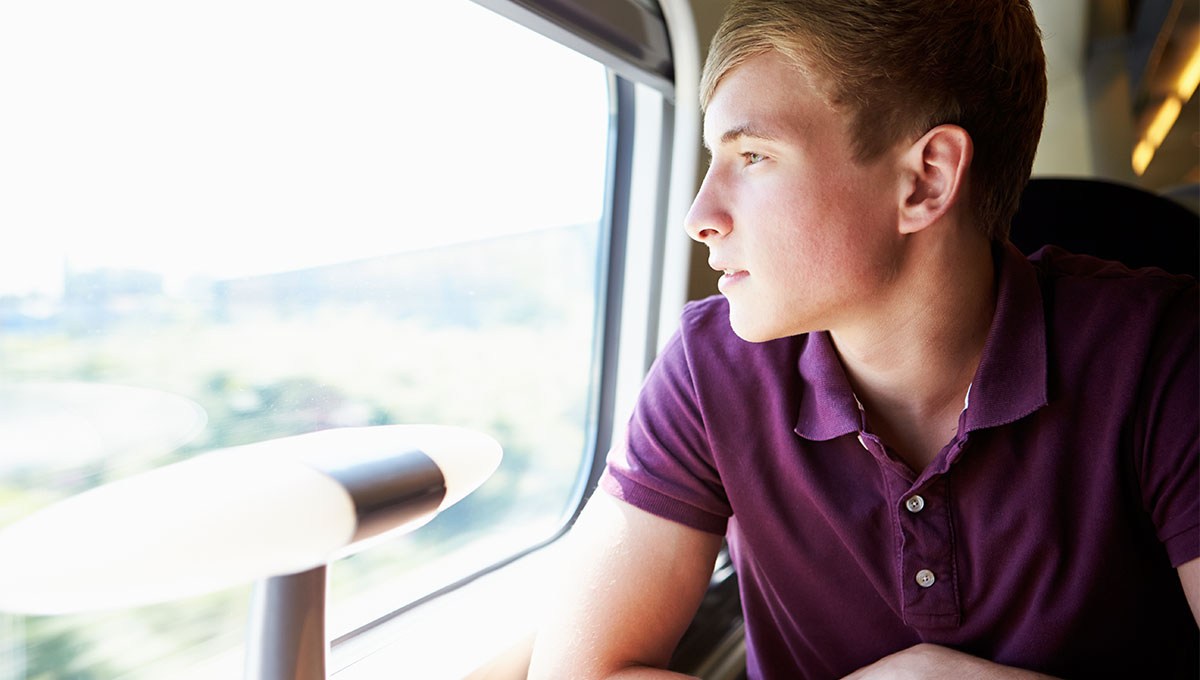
[841,559,1200,680]
[1179,556,1200,623]
[527,492,724,680]
[838,644,1057,680]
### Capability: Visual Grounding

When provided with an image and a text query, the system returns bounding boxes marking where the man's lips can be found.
[713,265,748,292]
[710,259,747,275]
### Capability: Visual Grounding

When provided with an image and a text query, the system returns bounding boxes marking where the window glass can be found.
[0,0,609,676]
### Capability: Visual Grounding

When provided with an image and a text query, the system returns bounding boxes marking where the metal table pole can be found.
[245,565,328,680]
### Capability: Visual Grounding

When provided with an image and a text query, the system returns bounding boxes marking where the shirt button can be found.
[905,495,925,513]
[915,569,936,588]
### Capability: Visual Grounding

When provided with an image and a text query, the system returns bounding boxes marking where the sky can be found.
[0,0,609,296]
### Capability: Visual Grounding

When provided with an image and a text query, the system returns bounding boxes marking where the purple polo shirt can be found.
[601,243,1198,679]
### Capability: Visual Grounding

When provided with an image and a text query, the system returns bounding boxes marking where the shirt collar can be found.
[960,241,1049,431]
[793,331,866,441]
[793,242,1048,441]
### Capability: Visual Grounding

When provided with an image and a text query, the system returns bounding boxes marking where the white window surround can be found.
[326,0,703,674]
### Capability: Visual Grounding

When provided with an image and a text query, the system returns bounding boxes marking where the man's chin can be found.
[727,315,784,344]
[727,307,816,343]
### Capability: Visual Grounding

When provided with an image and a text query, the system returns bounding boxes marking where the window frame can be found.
[324,0,705,674]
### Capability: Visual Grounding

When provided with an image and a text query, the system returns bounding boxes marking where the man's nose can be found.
[683,172,731,243]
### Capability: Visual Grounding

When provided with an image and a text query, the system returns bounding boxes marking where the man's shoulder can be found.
[1029,245,1196,295]
[679,294,731,331]
[1028,245,1197,323]
[663,295,808,392]
[674,295,739,359]
[1025,246,1197,385]
[676,295,805,358]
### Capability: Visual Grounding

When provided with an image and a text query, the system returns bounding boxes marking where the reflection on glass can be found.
[0,0,609,676]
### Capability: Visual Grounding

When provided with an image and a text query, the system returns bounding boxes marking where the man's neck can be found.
[829,232,997,473]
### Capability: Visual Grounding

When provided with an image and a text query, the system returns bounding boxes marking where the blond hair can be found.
[702,0,1047,241]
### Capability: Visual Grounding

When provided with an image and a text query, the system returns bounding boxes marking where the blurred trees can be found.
[0,223,600,678]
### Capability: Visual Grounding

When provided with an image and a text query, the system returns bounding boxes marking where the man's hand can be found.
[839,644,1058,680]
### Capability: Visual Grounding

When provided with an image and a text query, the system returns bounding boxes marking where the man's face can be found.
[686,50,904,343]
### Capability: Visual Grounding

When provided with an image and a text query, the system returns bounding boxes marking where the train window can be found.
[0,0,623,677]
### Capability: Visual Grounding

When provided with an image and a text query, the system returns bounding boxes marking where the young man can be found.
[528,1,1199,678]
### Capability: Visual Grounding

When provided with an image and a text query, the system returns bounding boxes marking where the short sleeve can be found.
[1136,281,1199,567]
[600,329,731,535]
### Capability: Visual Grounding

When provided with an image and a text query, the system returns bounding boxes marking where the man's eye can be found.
[743,152,765,165]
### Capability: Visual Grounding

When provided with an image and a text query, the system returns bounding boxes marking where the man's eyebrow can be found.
[703,124,780,151]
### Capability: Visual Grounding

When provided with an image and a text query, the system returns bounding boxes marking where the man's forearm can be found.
[529,662,699,680]
[840,643,1059,680]
[608,668,700,680]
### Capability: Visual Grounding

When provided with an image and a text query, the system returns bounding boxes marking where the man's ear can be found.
[897,124,973,235]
